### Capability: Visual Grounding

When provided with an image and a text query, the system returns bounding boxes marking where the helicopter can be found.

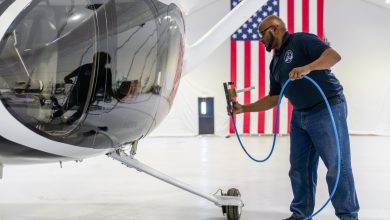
[0,0,267,219]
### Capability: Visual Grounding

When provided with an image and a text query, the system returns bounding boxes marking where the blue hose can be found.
[231,75,341,220]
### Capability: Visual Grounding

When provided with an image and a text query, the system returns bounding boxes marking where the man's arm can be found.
[230,95,279,115]
[289,48,341,80]
[308,47,341,71]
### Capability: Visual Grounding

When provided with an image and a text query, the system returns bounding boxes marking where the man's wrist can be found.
[307,64,315,72]
[242,105,247,113]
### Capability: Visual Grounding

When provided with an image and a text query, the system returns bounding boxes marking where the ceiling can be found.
[362,0,390,10]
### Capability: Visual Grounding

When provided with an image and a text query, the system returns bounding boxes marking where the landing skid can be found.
[107,149,243,220]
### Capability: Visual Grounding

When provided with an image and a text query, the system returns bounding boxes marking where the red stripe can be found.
[287,103,293,133]
[287,102,294,132]
[302,0,309,33]
[317,0,324,40]
[287,0,294,33]
[258,42,266,134]
[287,0,295,133]
[230,40,237,134]
[243,41,251,134]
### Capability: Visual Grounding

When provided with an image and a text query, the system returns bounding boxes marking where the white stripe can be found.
[294,0,303,32]
[309,0,318,35]
[236,41,245,134]
[264,51,273,134]
[279,98,289,134]
[250,41,259,134]
[278,0,290,135]
[279,0,287,25]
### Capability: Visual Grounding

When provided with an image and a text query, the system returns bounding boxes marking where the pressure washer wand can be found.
[223,82,235,115]
[223,82,255,115]
[236,86,255,93]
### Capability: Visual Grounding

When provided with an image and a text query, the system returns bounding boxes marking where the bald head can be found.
[259,15,286,32]
[258,15,287,51]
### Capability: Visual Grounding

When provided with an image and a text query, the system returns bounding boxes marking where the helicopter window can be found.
[0,0,99,136]
[105,0,158,103]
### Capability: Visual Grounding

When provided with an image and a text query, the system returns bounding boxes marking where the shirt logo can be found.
[284,50,294,63]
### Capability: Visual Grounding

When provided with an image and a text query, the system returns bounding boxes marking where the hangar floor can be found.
[0,136,389,220]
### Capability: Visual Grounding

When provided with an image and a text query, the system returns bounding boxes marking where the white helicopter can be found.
[0,0,267,219]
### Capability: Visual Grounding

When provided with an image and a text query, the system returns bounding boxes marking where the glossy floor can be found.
[0,136,389,220]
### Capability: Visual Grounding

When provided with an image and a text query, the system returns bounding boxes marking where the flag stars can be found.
[231,0,279,41]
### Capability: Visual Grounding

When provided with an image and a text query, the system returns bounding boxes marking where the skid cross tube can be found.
[107,150,244,208]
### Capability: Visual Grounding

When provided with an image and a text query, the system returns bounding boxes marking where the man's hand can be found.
[289,65,312,81]
[227,102,244,115]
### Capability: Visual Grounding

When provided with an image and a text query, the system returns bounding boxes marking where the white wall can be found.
[325,0,390,135]
[151,0,230,136]
[151,0,390,136]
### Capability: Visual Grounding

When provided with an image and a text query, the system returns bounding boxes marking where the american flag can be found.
[230,0,324,135]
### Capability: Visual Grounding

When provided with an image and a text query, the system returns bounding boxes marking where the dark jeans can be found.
[289,101,359,220]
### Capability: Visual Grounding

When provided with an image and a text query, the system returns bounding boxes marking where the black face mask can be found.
[266,33,274,52]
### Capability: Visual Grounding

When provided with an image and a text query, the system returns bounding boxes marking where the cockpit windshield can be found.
[0,0,184,146]
[0,0,100,136]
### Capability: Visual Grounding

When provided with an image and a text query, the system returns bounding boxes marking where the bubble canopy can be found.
[0,0,184,146]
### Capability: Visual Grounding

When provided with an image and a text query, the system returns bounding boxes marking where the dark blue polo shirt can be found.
[269,32,344,111]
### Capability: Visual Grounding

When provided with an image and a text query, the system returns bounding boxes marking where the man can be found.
[229,15,359,220]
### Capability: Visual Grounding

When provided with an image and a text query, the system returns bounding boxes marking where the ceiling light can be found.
[386,0,390,4]
[69,14,82,22]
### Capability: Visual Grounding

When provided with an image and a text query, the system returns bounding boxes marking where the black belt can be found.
[297,94,345,113]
